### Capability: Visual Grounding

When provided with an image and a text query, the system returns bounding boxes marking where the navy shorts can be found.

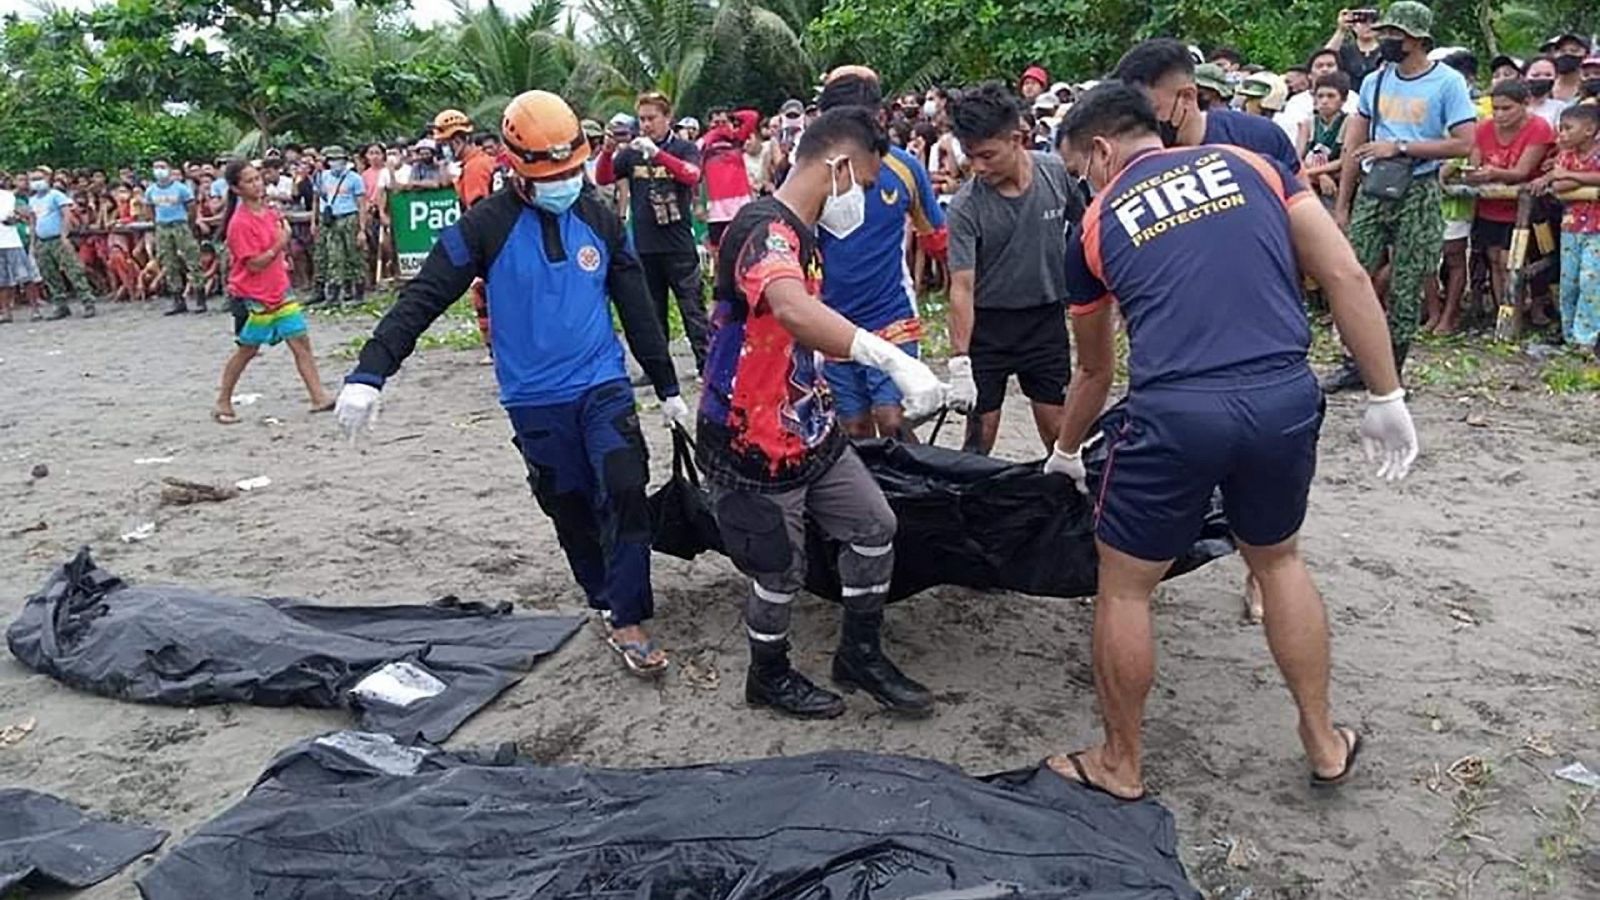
[1094,366,1324,562]
[823,342,917,419]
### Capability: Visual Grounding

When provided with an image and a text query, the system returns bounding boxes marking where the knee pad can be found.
[715,493,796,581]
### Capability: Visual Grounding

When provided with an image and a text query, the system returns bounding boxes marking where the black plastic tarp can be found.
[6,549,582,743]
[1,787,167,891]
[651,421,1234,602]
[139,730,1201,899]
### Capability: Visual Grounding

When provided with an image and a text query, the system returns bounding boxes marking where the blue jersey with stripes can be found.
[818,146,944,333]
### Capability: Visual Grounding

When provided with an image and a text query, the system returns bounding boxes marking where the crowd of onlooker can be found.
[5,6,1599,355]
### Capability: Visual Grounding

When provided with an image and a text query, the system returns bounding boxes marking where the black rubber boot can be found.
[192,294,208,314]
[351,283,366,309]
[45,301,71,321]
[832,611,933,717]
[745,640,845,719]
[1319,355,1364,395]
[162,295,188,316]
[325,282,344,310]
[81,298,96,319]
[1391,342,1410,386]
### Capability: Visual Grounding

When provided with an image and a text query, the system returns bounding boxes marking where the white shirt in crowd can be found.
[265,174,295,204]
[1529,96,1571,128]
[0,190,23,251]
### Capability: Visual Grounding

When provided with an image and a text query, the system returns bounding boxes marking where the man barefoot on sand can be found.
[1045,83,1419,798]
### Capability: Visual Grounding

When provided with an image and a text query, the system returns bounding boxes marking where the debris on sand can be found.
[160,477,240,507]
[0,716,36,747]
[1554,762,1600,790]
[134,456,176,465]
[235,476,272,492]
[30,463,48,479]
[120,522,156,543]
[6,521,47,538]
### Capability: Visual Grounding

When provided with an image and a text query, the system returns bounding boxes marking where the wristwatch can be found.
[1397,141,1410,157]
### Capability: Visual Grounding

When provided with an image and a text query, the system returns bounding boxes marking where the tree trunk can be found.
[1476,0,1497,57]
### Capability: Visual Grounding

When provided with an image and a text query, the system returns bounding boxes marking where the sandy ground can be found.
[1,301,1598,900]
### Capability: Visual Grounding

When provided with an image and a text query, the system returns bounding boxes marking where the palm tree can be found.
[581,0,816,115]
[452,0,630,123]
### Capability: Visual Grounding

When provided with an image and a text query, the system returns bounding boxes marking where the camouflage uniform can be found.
[316,213,363,303]
[154,223,203,300]
[34,237,96,317]
[1347,178,1443,348]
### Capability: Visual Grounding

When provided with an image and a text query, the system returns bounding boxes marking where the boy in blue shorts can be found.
[1044,83,1419,800]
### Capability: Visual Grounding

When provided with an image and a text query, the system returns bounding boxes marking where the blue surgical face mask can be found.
[329,160,348,174]
[152,166,169,182]
[531,172,584,214]
[29,179,48,194]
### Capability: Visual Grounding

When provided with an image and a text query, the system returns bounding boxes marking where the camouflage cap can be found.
[321,145,349,160]
[1194,63,1234,98]
[1376,1,1434,40]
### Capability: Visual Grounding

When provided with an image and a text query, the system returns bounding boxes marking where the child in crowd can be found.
[1534,104,1600,353]
[1466,80,1554,320]
[1302,72,1351,205]
[213,161,334,425]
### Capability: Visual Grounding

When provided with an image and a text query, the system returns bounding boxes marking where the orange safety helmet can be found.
[500,90,590,179]
[432,108,473,140]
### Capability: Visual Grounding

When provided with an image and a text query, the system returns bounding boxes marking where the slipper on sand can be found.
[212,409,240,425]
[1311,726,1363,788]
[607,636,668,678]
[1045,752,1147,802]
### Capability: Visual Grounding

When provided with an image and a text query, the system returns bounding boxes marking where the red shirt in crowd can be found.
[226,203,290,305]
[1554,146,1600,234]
[1474,114,1554,223]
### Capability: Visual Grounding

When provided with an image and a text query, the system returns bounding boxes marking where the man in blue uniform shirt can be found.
[815,67,949,438]
[335,91,690,679]
[1114,38,1307,181]
[1043,83,1418,801]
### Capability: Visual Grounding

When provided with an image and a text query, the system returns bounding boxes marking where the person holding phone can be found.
[1327,8,1384,85]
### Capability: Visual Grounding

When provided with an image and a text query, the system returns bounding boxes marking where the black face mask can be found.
[1583,78,1600,98]
[1554,54,1582,75]
[1196,95,1213,112]
[1527,78,1555,97]
[1378,37,1407,63]
[1156,95,1184,147]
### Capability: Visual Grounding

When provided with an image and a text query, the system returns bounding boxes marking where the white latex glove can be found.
[660,395,692,430]
[946,355,978,414]
[631,136,660,159]
[849,329,947,422]
[1043,443,1089,494]
[1359,388,1419,482]
[335,383,382,441]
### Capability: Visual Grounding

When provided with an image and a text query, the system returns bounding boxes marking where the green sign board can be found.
[388,188,462,277]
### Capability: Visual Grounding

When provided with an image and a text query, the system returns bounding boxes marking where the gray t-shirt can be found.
[948,151,1082,310]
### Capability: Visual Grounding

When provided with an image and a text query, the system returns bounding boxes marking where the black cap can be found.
[1489,54,1522,74]
[1542,32,1592,53]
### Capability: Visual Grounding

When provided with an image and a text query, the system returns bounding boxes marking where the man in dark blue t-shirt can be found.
[1114,38,1306,180]
[1039,82,1419,803]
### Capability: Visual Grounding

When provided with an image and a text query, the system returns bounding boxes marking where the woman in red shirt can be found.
[1466,79,1554,314]
[212,161,335,425]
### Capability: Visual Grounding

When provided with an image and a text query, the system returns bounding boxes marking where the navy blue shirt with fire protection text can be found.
[1063,145,1312,389]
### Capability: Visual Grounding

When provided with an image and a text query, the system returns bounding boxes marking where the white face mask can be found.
[818,156,866,239]
[922,99,939,118]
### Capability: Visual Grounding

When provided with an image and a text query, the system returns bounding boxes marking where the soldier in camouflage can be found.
[313,146,368,308]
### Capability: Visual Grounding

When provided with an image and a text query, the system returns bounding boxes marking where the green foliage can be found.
[0,9,239,169]
[808,0,1600,94]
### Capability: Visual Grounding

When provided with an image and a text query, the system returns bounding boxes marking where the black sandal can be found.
[1311,726,1363,788]
[1046,752,1147,801]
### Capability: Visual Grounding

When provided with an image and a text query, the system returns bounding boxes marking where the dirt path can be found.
[1,303,1597,899]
